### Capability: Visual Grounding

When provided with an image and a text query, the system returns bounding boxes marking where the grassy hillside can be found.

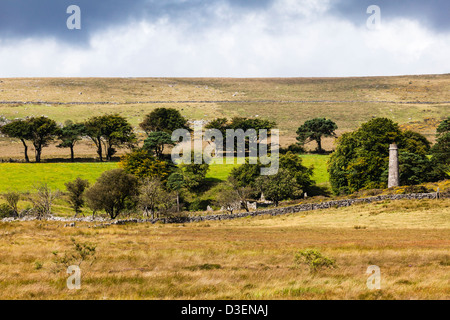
[1,75,449,160]
[0,198,448,299]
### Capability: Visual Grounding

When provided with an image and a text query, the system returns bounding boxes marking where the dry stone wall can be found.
[1,192,444,226]
[109,192,443,226]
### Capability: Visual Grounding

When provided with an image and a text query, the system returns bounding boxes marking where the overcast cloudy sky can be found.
[0,0,449,77]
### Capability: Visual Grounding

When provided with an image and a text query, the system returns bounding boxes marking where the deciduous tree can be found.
[143,131,175,159]
[65,177,90,217]
[58,120,86,162]
[84,114,135,161]
[27,117,61,163]
[140,108,189,134]
[85,169,139,219]
[0,119,32,162]
[296,118,337,154]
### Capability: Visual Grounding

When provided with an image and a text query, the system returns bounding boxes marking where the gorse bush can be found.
[52,238,97,272]
[295,249,336,272]
[4,192,20,216]
[0,203,14,218]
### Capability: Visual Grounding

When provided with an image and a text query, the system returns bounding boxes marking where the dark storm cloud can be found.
[331,0,450,31]
[0,0,448,44]
[0,0,273,44]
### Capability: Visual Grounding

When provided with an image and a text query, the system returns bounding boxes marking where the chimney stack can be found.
[388,143,399,188]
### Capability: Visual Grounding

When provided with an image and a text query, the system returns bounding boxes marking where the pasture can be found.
[0,198,448,299]
[0,155,330,194]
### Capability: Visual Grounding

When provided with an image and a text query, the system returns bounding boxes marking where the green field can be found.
[0,155,330,193]
[300,154,330,185]
[0,163,118,193]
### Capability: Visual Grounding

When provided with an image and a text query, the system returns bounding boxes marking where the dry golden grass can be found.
[0,198,448,300]
[1,75,449,159]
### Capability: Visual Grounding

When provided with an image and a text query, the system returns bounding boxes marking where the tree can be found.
[255,169,301,207]
[205,118,229,137]
[396,152,437,186]
[140,108,189,134]
[28,117,61,163]
[229,152,314,196]
[29,183,61,219]
[328,117,438,195]
[431,117,450,169]
[229,117,276,132]
[138,177,173,219]
[83,116,103,161]
[279,151,315,191]
[229,161,263,189]
[143,131,175,159]
[296,118,338,154]
[215,184,241,214]
[57,120,86,162]
[119,149,173,181]
[206,117,277,156]
[167,172,185,212]
[65,177,90,217]
[401,130,431,156]
[180,162,209,192]
[85,169,139,219]
[228,177,254,212]
[0,119,32,162]
[3,192,20,217]
[84,114,136,161]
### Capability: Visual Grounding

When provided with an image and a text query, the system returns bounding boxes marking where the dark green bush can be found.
[0,203,14,218]
[189,199,212,212]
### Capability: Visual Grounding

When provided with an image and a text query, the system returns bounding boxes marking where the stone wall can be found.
[108,192,443,226]
[2,192,444,226]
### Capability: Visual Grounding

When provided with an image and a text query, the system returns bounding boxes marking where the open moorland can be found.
[0,198,448,300]
[1,75,449,159]
[0,75,449,300]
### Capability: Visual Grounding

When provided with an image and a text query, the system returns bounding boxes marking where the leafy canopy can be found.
[296,118,337,153]
[140,108,189,134]
[328,117,443,195]
[85,169,139,219]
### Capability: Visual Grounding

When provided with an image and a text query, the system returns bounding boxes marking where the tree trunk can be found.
[70,145,75,162]
[35,146,41,163]
[317,138,323,154]
[176,191,180,212]
[21,139,29,163]
[97,137,103,162]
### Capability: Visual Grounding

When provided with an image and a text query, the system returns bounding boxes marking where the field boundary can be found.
[1,100,449,106]
[2,192,445,226]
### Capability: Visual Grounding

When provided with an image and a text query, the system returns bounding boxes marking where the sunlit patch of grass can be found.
[0,162,118,193]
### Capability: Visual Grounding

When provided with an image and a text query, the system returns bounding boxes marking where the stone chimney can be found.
[388,143,399,188]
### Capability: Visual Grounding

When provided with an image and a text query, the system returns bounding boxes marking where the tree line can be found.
[1,108,448,219]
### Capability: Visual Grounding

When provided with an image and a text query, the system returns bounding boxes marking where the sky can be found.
[0,0,449,77]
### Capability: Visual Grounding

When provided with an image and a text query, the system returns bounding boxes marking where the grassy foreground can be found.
[0,198,448,300]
